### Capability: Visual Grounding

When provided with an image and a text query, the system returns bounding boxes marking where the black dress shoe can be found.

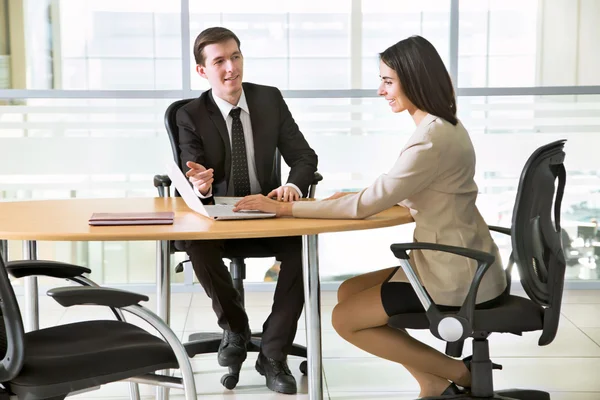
[420,383,467,399]
[217,328,250,367]
[441,382,465,395]
[255,352,297,394]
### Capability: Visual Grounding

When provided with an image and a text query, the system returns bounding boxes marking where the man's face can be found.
[196,39,244,101]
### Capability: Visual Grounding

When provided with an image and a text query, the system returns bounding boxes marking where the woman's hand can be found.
[233,194,294,217]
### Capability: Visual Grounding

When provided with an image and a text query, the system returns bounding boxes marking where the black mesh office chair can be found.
[153,98,323,389]
[388,140,567,399]
[0,248,145,399]
[0,255,197,400]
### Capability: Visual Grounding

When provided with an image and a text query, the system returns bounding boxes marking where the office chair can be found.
[388,140,567,399]
[0,255,197,400]
[0,249,143,400]
[153,98,323,389]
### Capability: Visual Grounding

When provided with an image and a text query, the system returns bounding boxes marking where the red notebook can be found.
[89,212,175,226]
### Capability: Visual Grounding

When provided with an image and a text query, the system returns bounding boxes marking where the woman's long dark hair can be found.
[380,36,458,125]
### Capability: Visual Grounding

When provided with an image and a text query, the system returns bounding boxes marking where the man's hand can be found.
[267,185,300,202]
[233,194,293,217]
[324,191,355,201]
[185,161,214,196]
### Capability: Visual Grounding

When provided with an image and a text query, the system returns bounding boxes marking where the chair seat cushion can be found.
[9,320,178,393]
[388,295,544,334]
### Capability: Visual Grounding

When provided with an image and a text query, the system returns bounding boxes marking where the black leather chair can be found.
[0,255,197,400]
[153,98,323,389]
[388,140,567,399]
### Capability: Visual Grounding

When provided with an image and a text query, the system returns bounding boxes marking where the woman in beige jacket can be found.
[235,36,508,398]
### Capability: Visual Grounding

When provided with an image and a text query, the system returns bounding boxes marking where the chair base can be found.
[185,331,307,358]
[184,331,308,390]
[495,389,550,400]
[421,389,550,400]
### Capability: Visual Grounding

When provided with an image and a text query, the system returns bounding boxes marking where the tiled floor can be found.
[21,289,600,399]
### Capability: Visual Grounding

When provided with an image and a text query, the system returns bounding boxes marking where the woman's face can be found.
[377,60,413,113]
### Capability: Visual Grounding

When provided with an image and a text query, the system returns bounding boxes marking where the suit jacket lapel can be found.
[244,84,268,187]
[206,91,232,183]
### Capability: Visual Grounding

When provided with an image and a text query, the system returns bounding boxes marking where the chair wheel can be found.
[221,373,239,390]
[300,360,307,375]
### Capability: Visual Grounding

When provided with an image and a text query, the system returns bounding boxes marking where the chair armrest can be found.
[154,174,172,197]
[154,174,172,188]
[312,172,323,185]
[391,243,495,264]
[123,304,197,397]
[390,242,496,342]
[488,225,511,236]
[47,287,149,308]
[6,260,91,279]
[307,172,324,199]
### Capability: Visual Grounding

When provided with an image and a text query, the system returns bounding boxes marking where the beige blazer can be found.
[293,114,507,306]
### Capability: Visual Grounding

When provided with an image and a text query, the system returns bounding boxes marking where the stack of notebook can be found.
[88,212,175,226]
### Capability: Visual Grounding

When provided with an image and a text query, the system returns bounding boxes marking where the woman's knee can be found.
[331,303,348,336]
[331,302,357,337]
[336,279,354,303]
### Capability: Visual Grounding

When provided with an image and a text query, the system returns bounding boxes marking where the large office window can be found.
[1,0,600,287]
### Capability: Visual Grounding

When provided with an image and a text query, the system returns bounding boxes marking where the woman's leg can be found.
[337,267,397,303]
[332,284,470,397]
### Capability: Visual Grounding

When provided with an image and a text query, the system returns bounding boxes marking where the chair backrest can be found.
[0,256,25,382]
[163,98,282,196]
[510,139,567,345]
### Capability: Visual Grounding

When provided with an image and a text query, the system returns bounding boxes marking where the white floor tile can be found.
[169,393,310,400]
[324,358,418,392]
[180,353,310,396]
[68,381,157,398]
[581,328,600,346]
[561,304,600,327]
[545,393,600,400]
[491,358,600,392]
[293,330,374,359]
[329,391,600,400]
[144,292,194,310]
[479,317,600,358]
[323,357,600,393]
[562,290,600,304]
[328,392,420,399]
[35,309,66,329]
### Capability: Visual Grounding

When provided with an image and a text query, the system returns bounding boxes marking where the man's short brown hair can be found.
[193,27,241,66]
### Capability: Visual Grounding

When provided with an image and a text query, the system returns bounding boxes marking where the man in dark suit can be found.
[175,27,318,395]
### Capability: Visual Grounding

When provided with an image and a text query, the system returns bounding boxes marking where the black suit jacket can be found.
[176,83,318,201]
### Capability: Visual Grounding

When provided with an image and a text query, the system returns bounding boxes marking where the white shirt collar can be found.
[212,89,250,121]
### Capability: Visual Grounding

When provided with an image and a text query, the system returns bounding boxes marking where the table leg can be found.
[302,235,323,400]
[157,240,171,325]
[23,240,39,332]
[1,240,8,261]
[156,239,171,400]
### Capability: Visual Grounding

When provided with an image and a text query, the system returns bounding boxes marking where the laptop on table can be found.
[166,160,276,221]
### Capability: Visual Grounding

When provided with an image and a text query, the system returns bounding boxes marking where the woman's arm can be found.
[234,132,440,219]
[292,136,440,219]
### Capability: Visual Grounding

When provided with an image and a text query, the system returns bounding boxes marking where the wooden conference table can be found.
[0,197,412,400]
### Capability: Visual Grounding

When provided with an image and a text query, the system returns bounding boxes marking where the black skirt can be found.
[380,266,507,317]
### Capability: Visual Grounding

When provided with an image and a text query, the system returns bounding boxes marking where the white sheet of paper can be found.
[166,160,210,217]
